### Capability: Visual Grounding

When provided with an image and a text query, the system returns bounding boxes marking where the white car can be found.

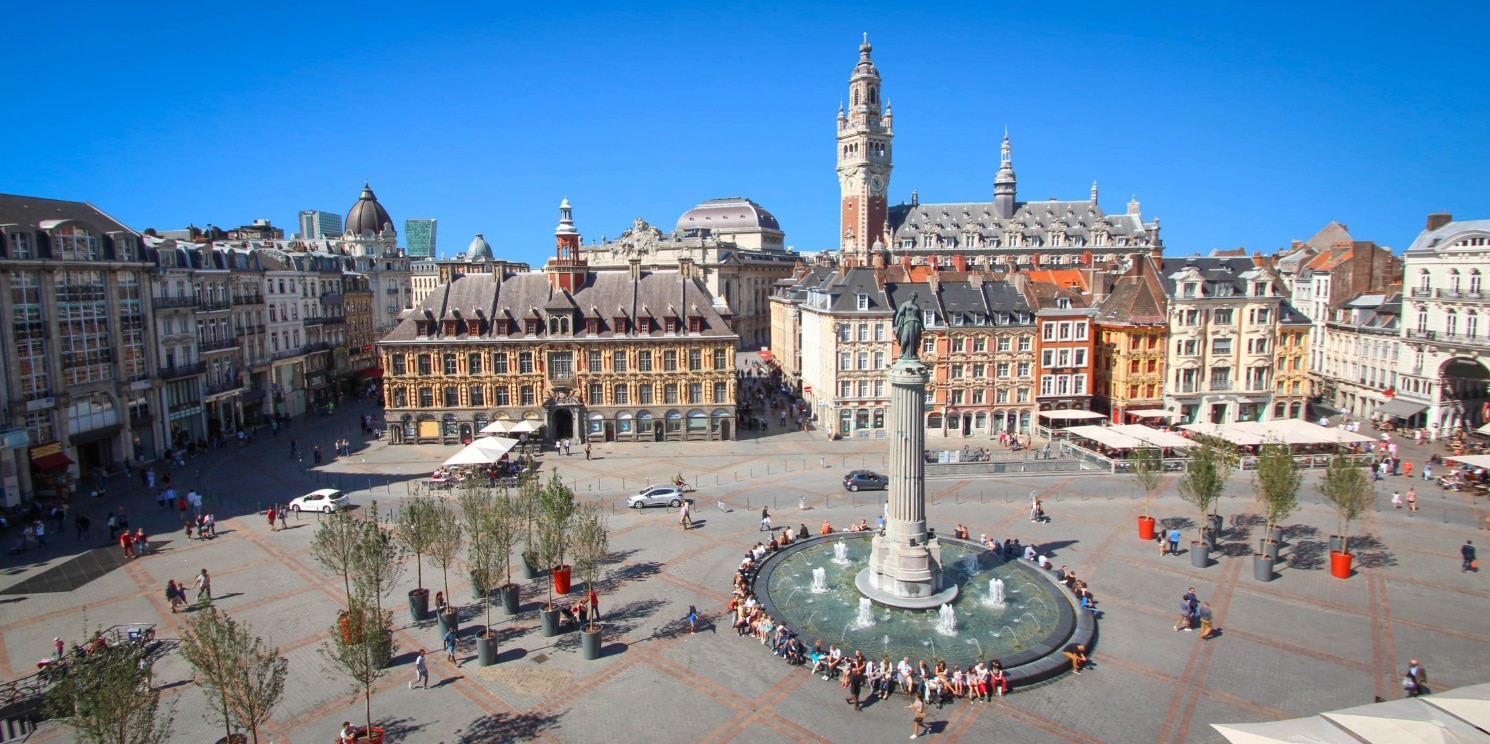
[289,488,349,513]
[627,485,686,509]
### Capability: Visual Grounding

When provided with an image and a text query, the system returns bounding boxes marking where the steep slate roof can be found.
[383,269,737,342]
[0,193,135,234]
[1406,219,1490,254]
[887,198,1154,251]
[1097,261,1167,325]
[1157,256,1278,298]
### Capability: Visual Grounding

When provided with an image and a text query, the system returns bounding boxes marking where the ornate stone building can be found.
[580,198,797,350]
[1091,254,1169,421]
[1315,292,1396,421]
[378,201,739,444]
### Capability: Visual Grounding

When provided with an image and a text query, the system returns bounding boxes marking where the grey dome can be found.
[345,183,393,236]
[676,197,781,232]
[466,233,493,260]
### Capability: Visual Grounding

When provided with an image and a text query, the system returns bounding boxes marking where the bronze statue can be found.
[894,291,924,360]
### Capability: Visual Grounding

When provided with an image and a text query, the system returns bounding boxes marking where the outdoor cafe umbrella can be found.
[470,436,518,459]
[1212,716,1363,744]
[443,442,499,466]
[1422,682,1490,732]
[480,419,541,435]
[1321,697,1490,744]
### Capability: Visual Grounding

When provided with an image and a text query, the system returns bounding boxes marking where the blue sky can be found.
[4,2,1487,264]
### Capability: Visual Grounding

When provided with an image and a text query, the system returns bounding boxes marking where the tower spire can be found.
[993,128,1017,219]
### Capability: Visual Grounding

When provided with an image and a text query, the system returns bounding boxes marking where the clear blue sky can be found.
[5,2,1487,264]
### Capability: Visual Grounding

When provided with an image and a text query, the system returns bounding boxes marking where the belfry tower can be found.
[837,33,893,261]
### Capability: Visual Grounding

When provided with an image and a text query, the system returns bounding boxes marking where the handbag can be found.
[1473,560,1480,571]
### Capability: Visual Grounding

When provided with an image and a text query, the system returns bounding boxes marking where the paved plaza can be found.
[3,402,1488,743]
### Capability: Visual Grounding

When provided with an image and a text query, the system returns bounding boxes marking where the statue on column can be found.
[894,291,924,360]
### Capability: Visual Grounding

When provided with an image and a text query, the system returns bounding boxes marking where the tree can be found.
[351,499,406,620]
[45,636,175,744]
[570,504,609,632]
[425,496,464,615]
[515,475,541,568]
[1130,446,1166,519]
[1319,450,1372,554]
[319,600,394,738]
[1253,439,1302,537]
[392,494,436,594]
[178,607,288,744]
[535,471,576,608]
[490,489,520,588]
[459,484,500,635]
[311,510,362,606]
[1177,443,1235,540]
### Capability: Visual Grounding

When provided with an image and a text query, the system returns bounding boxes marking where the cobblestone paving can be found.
[3,405,1487,742]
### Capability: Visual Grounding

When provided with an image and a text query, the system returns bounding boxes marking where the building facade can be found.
[1394,213,1490,434]
[378,202,739,444]
[404,218,437,258]
[1092,254,1169,421]
[1316,293,1399,421]
[298,210,342,239]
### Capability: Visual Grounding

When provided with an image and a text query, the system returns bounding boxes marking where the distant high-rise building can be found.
[298,210,342,239]
[405,218,437,258]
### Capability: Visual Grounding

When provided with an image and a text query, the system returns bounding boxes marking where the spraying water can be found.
[832,541,850,566]
[935,604,958,637]
[854,598,875,629]
[810,567,828,594]
[984,578,1006,608]
[961,553,978,574]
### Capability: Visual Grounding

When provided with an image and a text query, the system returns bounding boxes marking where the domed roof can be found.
[466,233,493,260]
[676,197,781,233]
[345,182,394,236]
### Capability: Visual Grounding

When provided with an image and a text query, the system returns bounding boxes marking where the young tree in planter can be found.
[311,509,363,606]
[1319,450,1372,554]
[1177,442,1235,542]
[425,496,464,621]
[351,500,406,621]
[535,471,576,608]
[1253,439,1302,539]
[515,475,542,575]
[1129,446,1166,535]
[45,630,175,744]
[571,503,609,633]
[459,484,497,610]
[490,490,520,605]
[179,607,288,744]
[319,599,394,741]
[392,494,436,610]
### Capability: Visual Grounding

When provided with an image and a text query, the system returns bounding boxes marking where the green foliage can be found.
[311,510,363,606]
[1319,450,1372,554]
[425,496,464,609]
[179,607,287,744]
[535,471,576,607]
[1129,447,1165,516]
[459,484,500,632]
[571,504,609,631]
[319,600,394,735]
[1253,439,1302,534]
[392,494,437,590]
[1177,443,1235,537]
[45,635,175,744]
[490,490,520,587]
[351,500,406,618]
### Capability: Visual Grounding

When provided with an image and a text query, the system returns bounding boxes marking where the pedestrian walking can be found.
[679,501,692,530]
[443,629,458,665]
[1408,659,1427,695]
[106,512,118,541]
[165,580,184,613]
[313,444,323,465]
[688,605,698,634]
[1424,463,1433,481]
[1406,487,1418,515]
[760,507,772,532]
[410,649,429,689]
[53,637,64,661]
[134,528,149,556]
[1198,602,1215,639]
[906,694,927,738]
[266,506,277,531]
[1404,460,1414,478]
[1463,540,1478,573]
[1391,490,1402,510]
[194,568,212,603]
[33,521,47,548]
[1166,528,1182,556]
[584,442,592,460]
[279,507,289,530]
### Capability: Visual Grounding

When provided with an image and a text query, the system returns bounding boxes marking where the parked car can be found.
[843,470,888,491]
[289,488,349,513]
[627,485,686,509]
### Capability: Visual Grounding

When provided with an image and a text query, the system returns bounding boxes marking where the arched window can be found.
[54,225,100,261]
[1468,312,1479,339]
[1446,311,1458,337]
[1472,270,1483,295]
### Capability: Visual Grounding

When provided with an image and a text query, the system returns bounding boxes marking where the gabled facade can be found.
[1317,293,1399,420]
[1092,253,1169,421]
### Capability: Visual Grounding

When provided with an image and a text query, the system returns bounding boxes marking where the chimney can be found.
[928,268,940,296]
[900,254,912,273]
[1427,212,1453,232]
[1030,252,1041,269]
[952,254,967,272]
[628,258,642,282]
[678,257,694,280]
[873,251,887,268]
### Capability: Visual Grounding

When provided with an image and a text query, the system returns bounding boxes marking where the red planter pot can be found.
[1137,516,1157,541]
[1329,550,1354,579]
[552,565,572,595]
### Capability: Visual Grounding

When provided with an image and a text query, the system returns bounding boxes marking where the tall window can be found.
[588,350,602,371]
[713,349,727,370]
[12,271,51,399]
[417,354,432,375]
[418,387,434,407]
[663,351,677,371]
[638,351,653,372]
[443,386,460,407]
[613,384,629,404]
[688,383,703,404]
[53,225,101,261]
[491,352,508,374]
[713,381,727,402]
[520,386,535,405]
[613,351,628,372]
[1447,312,1459,337]
[664,383,678,404]
[443,354,457,375]
[588,383,604,404]
[688,349,701,371]
[393,389,407,408]
[519,352,534,373]
[467,353,482,374]
[638,384,654,404]
[469,386,485,407]
[56,270,113,386]
[495,386,510,406]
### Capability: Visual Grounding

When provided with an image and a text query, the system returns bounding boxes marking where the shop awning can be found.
[1128,409,1180,420]
[241,389,267,402]
[1039,410,1106,421]
[1374,399,1428,420]
[1064,425,1145,449]
[1446,454,1490,469]
[359,367,384,378]
[30,447,74,471]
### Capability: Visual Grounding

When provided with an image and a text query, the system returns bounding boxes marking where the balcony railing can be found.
[271,349,305,362]
[153,295,198,309]
[1410,288,1432,298]
[1435,289,1487,300]
[205,379,242,395]
[198,338,238,353]
[320,292,344,305]
[159,362,207,379]
[1209,381,1233,392]
[236,323,266,336]
[303,315,346,327]
[198,299,231,312]
[549,370,575,383]
[232,294,265,305]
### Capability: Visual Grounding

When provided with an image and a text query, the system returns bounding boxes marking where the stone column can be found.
[885,359,929,546]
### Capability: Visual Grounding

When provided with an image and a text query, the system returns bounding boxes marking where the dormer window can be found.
[614,317,629,334]
[1056,297,1071,309]
[923,310,936,327]
[856,293,869,310]
[586,318,599,334]
[1183,283,1198,298]
[688,316,702,333]
[1253,282,1269,297]
[664,317,678,334]
[525,319,538,335]
[547,316,571,335]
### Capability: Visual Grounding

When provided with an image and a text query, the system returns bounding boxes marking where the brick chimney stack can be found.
[1427,212,1453,232]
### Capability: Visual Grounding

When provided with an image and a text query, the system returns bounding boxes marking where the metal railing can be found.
[159,362,207,379]
[1410,288,1432,298]
[197,300,231,312]
[232,293,265,305]
[1435,289,1486,300]
[198,338,238,353]
[152,295,198,309]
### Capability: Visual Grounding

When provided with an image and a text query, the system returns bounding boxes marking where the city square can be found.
[2,402,1487,743]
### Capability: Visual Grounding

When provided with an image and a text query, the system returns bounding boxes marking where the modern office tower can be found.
[405,218,437,258]
[298,210,343,239]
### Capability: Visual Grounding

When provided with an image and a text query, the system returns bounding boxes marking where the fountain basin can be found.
[854,567,959,610]
[755,533,1094,687]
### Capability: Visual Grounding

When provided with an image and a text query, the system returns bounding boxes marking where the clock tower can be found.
[837,33,893,261]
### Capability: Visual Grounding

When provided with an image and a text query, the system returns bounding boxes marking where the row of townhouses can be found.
[0,187,413,505]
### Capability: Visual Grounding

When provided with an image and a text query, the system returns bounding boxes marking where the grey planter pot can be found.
[408,589,429,622]
[436,611,459,636]
[1253,553,1275,582]
[540,607,560,637]
[476,630,498,666]
[1261,540,1281,561]
[519,553,537,581]
[471,571,490,602]
[1206,514,1224,534]
[1190,541,1211,568]
[581,627,602,660]
[1268,526,1283,544]
[1329,535,1346,553]
[500,584,520,615]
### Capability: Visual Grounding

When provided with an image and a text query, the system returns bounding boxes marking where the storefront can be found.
[28,441,74,501]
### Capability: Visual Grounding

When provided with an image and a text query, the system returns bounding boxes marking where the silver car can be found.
[627,485,686,509]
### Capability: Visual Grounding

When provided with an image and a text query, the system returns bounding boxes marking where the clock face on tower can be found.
[869,174,885,196]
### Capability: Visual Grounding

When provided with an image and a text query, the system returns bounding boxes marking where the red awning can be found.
[359,368,384,378]
[31,451,73,471]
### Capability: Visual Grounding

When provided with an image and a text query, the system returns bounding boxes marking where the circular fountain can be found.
[751,306,1091,684]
